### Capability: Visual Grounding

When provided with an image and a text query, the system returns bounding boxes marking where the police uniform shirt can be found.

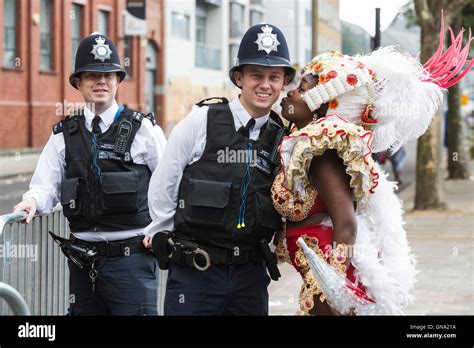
[145,97,270,237]
[23,101,167,242]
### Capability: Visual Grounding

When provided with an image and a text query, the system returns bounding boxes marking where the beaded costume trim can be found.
[272,114,379,221]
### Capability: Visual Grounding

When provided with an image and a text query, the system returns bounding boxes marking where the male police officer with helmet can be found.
[144,23,295,315]
[14,32,167,315]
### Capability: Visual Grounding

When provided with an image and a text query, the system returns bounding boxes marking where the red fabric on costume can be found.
[307,195,326,216]
[286,224,365,291]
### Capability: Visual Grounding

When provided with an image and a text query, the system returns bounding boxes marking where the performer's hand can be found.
[143,235,153,249]
[13,197,37,224]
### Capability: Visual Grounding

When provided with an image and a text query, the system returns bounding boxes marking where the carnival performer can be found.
[272,17,473,315]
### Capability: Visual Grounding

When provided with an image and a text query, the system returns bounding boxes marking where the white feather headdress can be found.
[301,15,473,153]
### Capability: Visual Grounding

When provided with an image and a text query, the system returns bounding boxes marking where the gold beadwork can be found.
[271,172,317,222]
[329,243,349,276]
[294,235,328,314]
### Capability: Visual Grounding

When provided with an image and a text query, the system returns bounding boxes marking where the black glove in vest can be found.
[53,107,152,232]
[174,102,284,250]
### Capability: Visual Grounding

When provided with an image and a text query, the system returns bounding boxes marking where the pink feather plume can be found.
[423,11,474,89]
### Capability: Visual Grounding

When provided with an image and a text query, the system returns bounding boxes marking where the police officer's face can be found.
[234,65,288,117]
[75,72,119,110]
[281,74,326,128]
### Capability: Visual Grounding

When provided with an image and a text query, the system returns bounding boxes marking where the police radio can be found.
[114,120,132,155]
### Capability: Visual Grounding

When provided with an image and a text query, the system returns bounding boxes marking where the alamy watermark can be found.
[1,240,38,263]
[217,147,258,166]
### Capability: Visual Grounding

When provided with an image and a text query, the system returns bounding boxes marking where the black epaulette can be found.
[52,109,83,135]
[195,97,229,108]
[144,112,157,126]
[53,121,63,134]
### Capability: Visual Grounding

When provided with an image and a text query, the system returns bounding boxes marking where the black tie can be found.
[238,118,256,138]
[92,115,102,135]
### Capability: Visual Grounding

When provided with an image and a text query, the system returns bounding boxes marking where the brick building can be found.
[0,0,165,149]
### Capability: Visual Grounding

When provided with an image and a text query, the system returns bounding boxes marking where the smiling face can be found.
[280,74,327,129]
[75,72,119,113]
[233,65,289,118]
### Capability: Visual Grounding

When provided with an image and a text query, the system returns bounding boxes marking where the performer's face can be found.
[281,74,322,128]
[234,65,289,118]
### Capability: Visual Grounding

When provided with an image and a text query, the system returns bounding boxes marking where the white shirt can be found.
[23,101,167,241]
[145,97,269,237]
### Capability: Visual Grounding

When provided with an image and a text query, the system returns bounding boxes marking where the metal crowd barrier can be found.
[0,205,167,315]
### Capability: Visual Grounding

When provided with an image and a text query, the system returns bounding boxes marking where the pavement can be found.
[0,152,40,179]
[1,144,473,315]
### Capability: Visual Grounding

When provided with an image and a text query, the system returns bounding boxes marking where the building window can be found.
[250,10,262,26]
[3,0,17,67]
[171,11,190,40]
[123,36,133,77]
[40,0,53,71]
[306,8,312,28]
[196,4,206,44]
[71,4,83,70]
[306,48,312,62]
[98,10,109,36]
[230,2,245,38]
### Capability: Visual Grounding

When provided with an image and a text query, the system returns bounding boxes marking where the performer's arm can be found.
[308,149,356,273]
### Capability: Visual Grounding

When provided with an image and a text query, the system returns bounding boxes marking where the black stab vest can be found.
[174,103,284,250]
[54,107,152,232]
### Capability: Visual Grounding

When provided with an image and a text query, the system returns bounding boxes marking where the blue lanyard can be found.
[113,105,124,122]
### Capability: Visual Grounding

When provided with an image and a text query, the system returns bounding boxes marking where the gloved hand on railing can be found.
[13,197,37,224]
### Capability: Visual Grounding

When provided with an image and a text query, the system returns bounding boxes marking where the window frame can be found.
[3,0,18,69]
[70,3,84,71]
[229,2,245,38]
[98,9,109,36]
[40,0,54,72]
[171,11,190,40]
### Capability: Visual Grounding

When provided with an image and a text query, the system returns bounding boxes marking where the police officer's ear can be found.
[233,68,244,88]
[75,75,82,89]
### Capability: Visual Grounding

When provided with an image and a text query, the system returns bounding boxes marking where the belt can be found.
[71,235,148,257]
[171,238,261,269]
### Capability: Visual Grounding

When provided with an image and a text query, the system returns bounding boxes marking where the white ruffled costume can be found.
[277,113,417,314]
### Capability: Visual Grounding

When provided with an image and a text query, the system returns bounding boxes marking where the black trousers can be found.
[67,250,159,315]
[164,259,270,315]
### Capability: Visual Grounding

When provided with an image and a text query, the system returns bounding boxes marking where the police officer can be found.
[144,24,295,315]
[13,32,167,315]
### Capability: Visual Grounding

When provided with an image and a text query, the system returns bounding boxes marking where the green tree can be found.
[414,0,471,209]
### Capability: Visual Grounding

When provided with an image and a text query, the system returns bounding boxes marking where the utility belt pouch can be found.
[259,238,281,281]
[49,231,98,269]
[151,230,173,270]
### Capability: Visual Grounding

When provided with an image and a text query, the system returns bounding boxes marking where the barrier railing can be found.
[0,205,167,315]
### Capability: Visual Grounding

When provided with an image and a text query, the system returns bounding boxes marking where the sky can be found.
[339,0,410,35]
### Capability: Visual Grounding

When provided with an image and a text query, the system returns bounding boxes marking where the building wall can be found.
[0,0,165,149]
[165,0,246,133]
[263,0,341,66]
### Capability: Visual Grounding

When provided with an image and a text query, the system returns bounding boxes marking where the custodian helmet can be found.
[229,23,296,87]
[69,32,126,89]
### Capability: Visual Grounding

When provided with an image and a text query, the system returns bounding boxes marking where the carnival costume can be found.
[272,17,473,315]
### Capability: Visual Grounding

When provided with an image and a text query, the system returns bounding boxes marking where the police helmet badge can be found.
[254,25,280,54]
[90,35,113,62]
